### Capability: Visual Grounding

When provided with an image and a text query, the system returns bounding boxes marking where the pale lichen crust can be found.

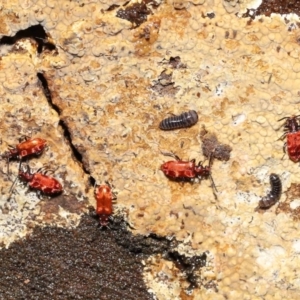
[1,0,300,298]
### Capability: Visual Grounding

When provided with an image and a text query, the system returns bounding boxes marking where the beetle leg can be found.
[34,149,44,156]
[112,192,118,201]
[36,190,44,200]
[19,135,30,143]
[7,157,10,177]
[179,179,185,186]
[209,174,218,193]
[282,142,287,154]
[208,151,215,167]
[7,175,20,199]
[278,132,287,140]
[16,157,24,175]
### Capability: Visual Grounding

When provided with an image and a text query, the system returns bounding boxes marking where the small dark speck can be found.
[276,46,280,53]
[207,12,215,19]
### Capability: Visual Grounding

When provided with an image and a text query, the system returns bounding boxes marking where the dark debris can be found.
[201,131,232,161]
[151,70,180,96]
[243,0,300,18]
[168,251,207,290]
[168,56,186,69]
[116,2,151,27]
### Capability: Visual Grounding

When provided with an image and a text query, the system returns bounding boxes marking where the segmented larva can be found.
[258,173,282,209]
[159,110,198,130]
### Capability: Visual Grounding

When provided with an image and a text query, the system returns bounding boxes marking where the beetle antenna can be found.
[7,157,10,176]
[278,115,300,122]
[17,158,24,174]
[160,150,181,160]
[209,174,218,193]
[208,151,215,167]
[8,174,20,197]
[208,151,218,194]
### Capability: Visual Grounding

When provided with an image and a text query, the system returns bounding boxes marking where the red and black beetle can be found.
[94,182,117,227]
[1,137,47,174]
[278,115,300,162]
[160,152,217,191]
[2,137,47,160]
[16,164,63,196]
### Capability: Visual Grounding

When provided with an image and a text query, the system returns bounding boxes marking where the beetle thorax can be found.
[286,118,300,132]
[194,165,210,176]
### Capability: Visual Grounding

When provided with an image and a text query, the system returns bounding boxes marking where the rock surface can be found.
[1,0,300,298]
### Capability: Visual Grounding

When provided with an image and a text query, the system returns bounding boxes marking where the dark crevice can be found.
[37,73,60,114]
[114,223,208,292]
[58,119,90,175]
[89,176,96,187]
[0,24,56,53]
[37,73,90,175]
[167,251,208,291]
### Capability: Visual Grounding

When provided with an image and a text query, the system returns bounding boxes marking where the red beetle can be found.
[2,137,47,174]
[2,137,47,160]
[94,182,117,227]
[160,152,217,191]
[17,164,63,196]
[278,115,300,162]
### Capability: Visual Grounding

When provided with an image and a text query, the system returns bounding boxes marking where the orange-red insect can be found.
[160,152,217,191]
[2,137,47,175]
[18,165,63,196]
[278,115,300,162]
[94,183,117,227]
[2,137,47,160]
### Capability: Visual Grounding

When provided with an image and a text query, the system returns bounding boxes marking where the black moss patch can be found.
[0,212,155,300]
[0,210,209,299]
